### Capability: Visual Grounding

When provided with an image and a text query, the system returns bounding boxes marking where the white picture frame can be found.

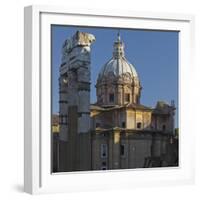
[24,5,195,194]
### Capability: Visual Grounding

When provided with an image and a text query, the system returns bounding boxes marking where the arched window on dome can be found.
[125,93,130,102]
[109,93,114,103]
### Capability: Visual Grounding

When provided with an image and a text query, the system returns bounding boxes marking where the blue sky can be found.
[51,25,178,127]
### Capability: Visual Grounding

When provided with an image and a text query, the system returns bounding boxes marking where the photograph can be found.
[51,25,179,173]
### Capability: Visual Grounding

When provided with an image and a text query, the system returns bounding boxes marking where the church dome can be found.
[98,57,138,80]
[96,33,142,106]
[97,33,138,82]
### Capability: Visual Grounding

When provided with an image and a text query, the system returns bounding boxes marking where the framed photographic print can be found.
[24,5,195,194]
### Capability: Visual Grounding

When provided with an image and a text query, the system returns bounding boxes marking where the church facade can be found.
[55,31,178,172]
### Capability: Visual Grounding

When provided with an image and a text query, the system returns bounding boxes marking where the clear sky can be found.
[51,25,178,127]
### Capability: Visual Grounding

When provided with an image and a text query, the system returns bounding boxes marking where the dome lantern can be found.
[113,32,125,58]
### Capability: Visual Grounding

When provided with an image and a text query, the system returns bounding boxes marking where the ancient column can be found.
[58,31,95,172]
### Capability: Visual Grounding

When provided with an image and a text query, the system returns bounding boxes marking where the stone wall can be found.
[91,130,177,170]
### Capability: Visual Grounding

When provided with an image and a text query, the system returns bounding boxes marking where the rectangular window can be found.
[137,122,142,129]
[59,115,67,125]
[122,121,126,128]
[63,115,67,124]
[96,122,100,128]
[125,93,130,102]
[109,93,114,102]
[120,144,125,156]
[101,161,107,170]
[100,144,108,158]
